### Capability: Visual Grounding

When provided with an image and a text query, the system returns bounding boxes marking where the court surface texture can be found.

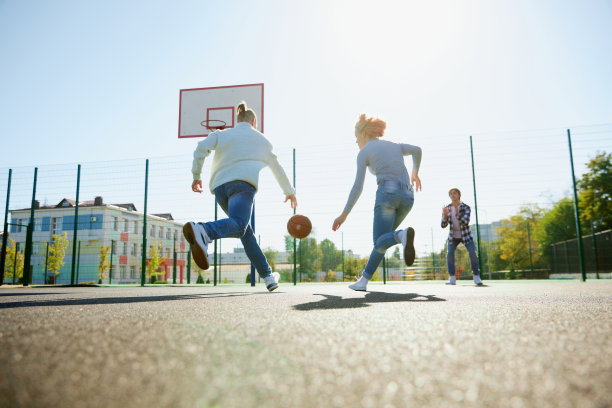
[1,280,610,408]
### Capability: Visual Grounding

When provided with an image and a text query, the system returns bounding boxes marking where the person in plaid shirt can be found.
[441,188,483,286]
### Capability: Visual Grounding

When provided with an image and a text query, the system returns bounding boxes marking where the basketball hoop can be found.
[200,119,227,131]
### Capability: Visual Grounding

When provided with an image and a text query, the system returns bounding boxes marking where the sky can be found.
[1,0,611,258]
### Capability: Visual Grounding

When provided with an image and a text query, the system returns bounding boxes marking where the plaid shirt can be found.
[441,202,473,244]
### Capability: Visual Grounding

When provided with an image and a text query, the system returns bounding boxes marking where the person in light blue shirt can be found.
[333,114,422,291]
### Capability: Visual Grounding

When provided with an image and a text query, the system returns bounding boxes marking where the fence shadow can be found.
[0,292,253,309]
[293,291,446,311]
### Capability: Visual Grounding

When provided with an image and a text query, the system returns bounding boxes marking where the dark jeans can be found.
[199,180,271,278]
[447,237,480,276]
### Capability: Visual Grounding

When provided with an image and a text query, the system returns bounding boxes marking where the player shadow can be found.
[293,291,446,311]
[0,292,66,297]
[0,292,253,309]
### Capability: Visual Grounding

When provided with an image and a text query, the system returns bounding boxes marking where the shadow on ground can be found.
[293,291,446,311]
[0,292,254,309]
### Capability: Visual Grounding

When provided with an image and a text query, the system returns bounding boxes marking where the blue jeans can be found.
[199,181,271,279]
[362,181,414,280]
[447,237,480,276]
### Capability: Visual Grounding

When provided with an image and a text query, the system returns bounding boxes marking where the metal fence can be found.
[550,229,612,277]
[1,124,612,286]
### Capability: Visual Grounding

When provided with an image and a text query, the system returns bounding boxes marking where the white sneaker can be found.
[398,227,415,266]
[474,275,483,286]
[183,222,210,270]
[264,272,280,292]
[349,276,368,291]
[446,275,456,285]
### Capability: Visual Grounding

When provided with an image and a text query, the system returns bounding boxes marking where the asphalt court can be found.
[1,280,611,408]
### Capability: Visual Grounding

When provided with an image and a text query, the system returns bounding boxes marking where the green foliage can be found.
[263,247,278,271]
[534,197,576,263]
[578,151,612,231]
[98,245,111,284]
[386,247,402,268]
[4,238,24,281]
[45,232,69,277]
[196,273,205,284]
[494,205,544,270]
[319,239,342,272]
[146,242,166,280]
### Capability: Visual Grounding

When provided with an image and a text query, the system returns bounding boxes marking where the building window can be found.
[113,217,118,231]
[133,221,139,234]
[122,242,128,256]
[158,227,163,238]
[34,219,43,232]
[33,242,40,254]
[123,219,129,232]
[131,243,138,256]
[130,266,137,279]
[150,225,155,237]
[51,217,62,236]
[120,265,127,280]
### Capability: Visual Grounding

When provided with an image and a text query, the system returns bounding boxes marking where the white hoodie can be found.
[191,122,295,196]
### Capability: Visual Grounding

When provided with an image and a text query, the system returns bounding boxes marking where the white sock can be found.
[396,229,407,245]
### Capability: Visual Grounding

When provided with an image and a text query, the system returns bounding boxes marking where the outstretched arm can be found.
[333,153,367,231]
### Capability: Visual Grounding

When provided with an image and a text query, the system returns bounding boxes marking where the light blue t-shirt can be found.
[344,139,422,213]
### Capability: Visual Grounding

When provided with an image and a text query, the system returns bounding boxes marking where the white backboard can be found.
[178,83,264,138]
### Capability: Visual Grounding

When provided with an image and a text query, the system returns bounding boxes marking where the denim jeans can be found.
[362,181,414,280]
[447,237,480,276]
[199,180,271,278]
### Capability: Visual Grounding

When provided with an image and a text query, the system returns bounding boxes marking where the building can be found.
[8,196,188,284]
[470,221,502,244]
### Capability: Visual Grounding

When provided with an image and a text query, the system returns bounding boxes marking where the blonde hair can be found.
[448,188,461,198]
[237,101,257,127]
[355,114,386,139]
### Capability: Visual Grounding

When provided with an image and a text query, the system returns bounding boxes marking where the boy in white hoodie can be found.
[183,102,297,292]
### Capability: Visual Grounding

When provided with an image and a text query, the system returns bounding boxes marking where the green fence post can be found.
[43,242,49,284]
[70,164,81,285]
[173,236,176,284]
[469,136,483,275]
[187,249,191,283]
[383,256,386,284]
[567,129,586,281]
[1,169,12,285]
[141,159,149,286]
[590,222,600,279]
[76,241,81,284]
[109,240,114,284]
[23,167,38,286]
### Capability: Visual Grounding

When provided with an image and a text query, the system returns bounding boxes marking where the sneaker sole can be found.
[183,223,209,270]
[267,283,279,292]
[404,227,415,267]
[348,285,367,292]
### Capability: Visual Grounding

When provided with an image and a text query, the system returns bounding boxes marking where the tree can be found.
[495,205,544,270]
[45,232,69,280]
[263,247,278,271]
[4,238,24,283]
[146,242,166,283]
[296,237,322,279]
[386,247,402,268]
[319,239,342,272]
[578,151,612,231]
[343,250,367,280]
[98,245,111,284]
[534,197,577,263]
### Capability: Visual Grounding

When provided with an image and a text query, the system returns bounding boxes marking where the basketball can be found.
[287,214,312,239]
